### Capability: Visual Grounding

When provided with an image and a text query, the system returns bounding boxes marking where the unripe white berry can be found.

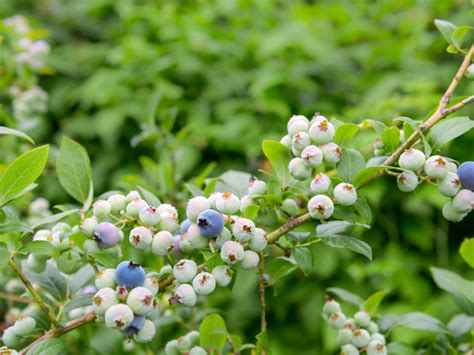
[249,228,267,252]
[212,265,233,287]
[287,115,309,136]
[93,200,112,219]
[322,299,341,315]
[442,204,467,222]
[80,218,98,237]
[134,319,156,343]
[2,327,21,348]
[321,142,342,164]
[186,224,209,249]
[367,340,387,355]
[371,333,386,344]
[337,328,353,345]
[438,172,461,197]
[288,158,312,180]
[129,226,153,249]
[215,227,232,249]
[107,194,127,213]
[352,328,371,348]
[280,134,292,148]
[240,195,254,212]
[95,269,116,289]
[126,198,149,218]
[173,284,197,306]
[241,250,260,269]
[144,277,160,295]
[308,195,334,219]
[248,179,267,196]
[126,190,141,202]
[12,316,36,336]
[105,304,134,330]
[126,287,154,315]
[158,212,180,233]
[354,310,371,328]
[192,272,216,295]
[397,171,418,192]
[220,241,245,264]
[292,131,311,151]
[310,173,331,193]
[208,192,222,209]
[186,196,211,223]
[92,287,118,315]
[451,189,473,213]
[398,148,426,171]
[309,118,335,144]
[424,155,449,180]
[232,217,256,242]
[189,346,207,355]
[216,192,240,214]
[333,183,357,206]
[301,145,323,168]
[152,231,173,255]
[157,203,178,217]
[173,259,198,283]
[328,311,346,329]
[139,206,161,226]
[341,344,359,355]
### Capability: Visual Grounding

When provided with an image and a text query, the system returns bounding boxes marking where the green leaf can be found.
[394,116,431,155]
[228,334,242,353]
[363,119,387,136]
[0,245,8,270]
[319,234,372,260]
[428,117,474,152]
[0,219,33,235]
[215,170,252,197]
[0,126,34,144]
[24,264,67,301]
[19,241,59,258]
[386,342,417,355]
[353,197,372,224]
[185,183,204,197]
[256,330,270,354]
[243,205,260,220]
[199,314,228,352]
[451,26,472,49]
[63,292,93,315]
[262,140,292,187]
[327,287,363,306]
[434,19,457,44]
[57,137,93,205]
[28,338,70,355]
[381,126,400,152]
[448,314,474,338]
[292,247,313,276]
[431,267,474,315]
[90,253,119,268]
[337,149,365,182]
[266,258,297,286]
[0,145,49,206]
[137,185,161,206]
[397,312,447,333]
[316,221,352,235]
[31,209,79,229]
[201,250,222,270]
[364,290,388,315]
[352,166,386,188]
[334,123,360,146]
[69,264,95,294]
[459,238,474,268]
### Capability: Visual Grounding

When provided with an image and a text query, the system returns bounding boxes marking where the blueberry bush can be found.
[0,3,473,355]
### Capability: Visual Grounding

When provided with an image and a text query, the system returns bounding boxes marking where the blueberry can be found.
[438,172,461,197]
[307,195,334,220]
[95,269,116,289]
[189,346,207,355]
[192,272,216,295]
[121,314,145,336]
[126,287,154,315]
[301,145,323,168]
[92,287,118,315]
[397,171,418,192]
[212,265,233,287]
[220,241,244,265]
[186,196,211,223]
[134,320,156,343]
[367,340,387,355]
[354,311,371,328]
[248,178,267,196]
[309,117,335,144]
[452,189,473,213]
[424,155,449,180]
[458,161,474,191]
[1,327,20,348]
[196,209,224,238]
[249,228,268,252]
[129,226,153,250]
[151,231,173,256]
[215,192,240,214]
[322,299,341,315]
[321,142,342,164]
[107,194,127,213]
[80,217,98,237]
[139,206,161,226]
[442,202,468,222]
[93,200,111,219]
[341,344,359,355]
[333,183,357,206]
[12,316,36,336]
[241,250,260,269]
[337,328,353,345]
[288,158,312,180]
[180,219,193,234]
[310,173,331,193]
[328,312,346,329]
[126,198,148,218]
[94,222,120,249]
[398,148,425,171]
[173,259,198,283]
[292,131,311,151]
[105,304,134,329]
[115,261,146,288]
[287,115,309,136]
[352,328,371,348]
[232,217,256,242]
[171,284,197,307]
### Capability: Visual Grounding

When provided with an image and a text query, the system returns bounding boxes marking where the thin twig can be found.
[258,252,267,333]
[8,257,60,328]
[0,290,33,304]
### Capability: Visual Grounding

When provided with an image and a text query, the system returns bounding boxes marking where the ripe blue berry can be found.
[186,196,211,222]
[192,272,216,295]
[352,328,371,348]
[301,145,323,168]
[309,118,335,144]
[220,241,245,264]
[139,206,161,226]
[310,173,331,193]
[129,226,153,249]
[215,192,240,214]
[107,194,127,213]
[397,171,418,192]
[241,250,260,269]
[333,183,357,206]
[172,284,197,307]
[12,316,36,336]
[105,304,134,330]
[93,200,111,219]
[328,312,346,329]
[121,314,145,336]
[94,222,120,249]
[288,158,312,180]
[126,287,154,315]
[92,287,118,315]
[424,155,449,180]
[308,195,334,219]
[180,219,193,234]
[196,209,224,237]
[232,217,256,242]
[212,265,233,287]
[438,172,461,197]
[115,261,146,289]
[354,311,371,328]
[398,148,425,171]
[95,268,116,289]
[287,115,309,136]
[152,231,173,256]
[173,259,198,283]
[321,142,342,164]
[341,344,359,355]
[458,161,474,191]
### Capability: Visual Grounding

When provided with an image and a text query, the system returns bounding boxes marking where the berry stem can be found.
[19,312,97,354]
[0,290,33,304]
[266,45,474,245]
[258,252,267,333]
[7,257,60,329]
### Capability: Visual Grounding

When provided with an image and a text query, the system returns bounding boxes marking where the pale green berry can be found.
[126,190,141,202]
[248,178,267,196]
[93,200,112,219]
[126,287,154,315]
[92,287,118,315]
[292,131,311,151]
[249,228,267,252]
[424,155,449,180]
[216,192,240,214]
[337,328,353,345]
[32,229,52,242]
[280,134,292,148]
[173,284,197,306]
[442,203,467,222]
[241,250,260,269]
[287,115,309,136]
[220,241,245,264]
[134,319,156,343]
[107,194,127,213]
[80,217,98,237]
[397,171,418,192]
[452,189,473,213]
[301,145,323,168]
[354,311,371,328]
[192,272,216,295]
[310,173,331,193]
[12,316,36,336]
[352,328,371,348]
[187,330,200,345]
[83,239,101,253]
[105,304,134,329]
[186,196,211,223]
[232,217,256,242]
[152,231,173,255]
[288,158,312,180]
[322,299,341,315]
[398,148,425,171]
[208,192,221,209]
[465,63,474,79]
[173,259,198,283]
[95,269,116,289]
[367,340,387,355]
[2,328,21,348]
[321,142,342,164]
[129,226,153,249]
[333,183,357,206]
[212,265,233,287]
[189,346,207,355]
[187,224,209,249]
[177,334,193,352]
[240,195,254,212]
[281,198,298,215]
[438,172,461,197]
[371,333,386,344]
[309,118,335,144]
[165,339,180,355]
[126,198,149,218]
[52,222,71,233]
[139,206,161,226]
[215,227,232,249]
[341,344,359,355]
[158,212,180,233]
[368,321,379,333]
[328,312,346,329]
[308,195,334,219]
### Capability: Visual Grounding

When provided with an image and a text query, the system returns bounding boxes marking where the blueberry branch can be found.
[0,290,33,304]
[258,252,267,333]
[266,44,474,245]
[7,257,60,328]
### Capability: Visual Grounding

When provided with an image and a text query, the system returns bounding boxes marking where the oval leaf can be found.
[199,314,228,352]
[262,140,291,187]
[0,126,34,144]
[337,149,365,183]
[319,234,372,260]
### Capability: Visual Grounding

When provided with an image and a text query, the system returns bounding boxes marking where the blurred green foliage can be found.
[0,0,473,354]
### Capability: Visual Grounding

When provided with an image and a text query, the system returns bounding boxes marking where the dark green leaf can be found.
[24,264,68,301]
[0,245,8,270]
[381,126,400,152]
[69,264,95,294]
[353,197,372,224]
[266,258,297,286]
[319,234,372,260]
[451,26,472,49]
[334,123,360,146]
[292,247,313,276]
[428,117,474,152]
[90,252,119,269]
[199,314,228,352]
[337,149,365,182]
[31,209,79,229]
[29,338,70,355]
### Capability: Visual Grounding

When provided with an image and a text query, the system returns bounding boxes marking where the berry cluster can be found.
[1,315,37,351]
[322,298,387,355]
[165,330,206,355]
